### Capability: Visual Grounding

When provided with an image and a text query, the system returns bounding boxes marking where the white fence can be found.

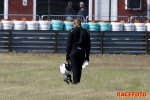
[41,15,86,22]
[86,16,130,23]
[2,14,150,24]
[130,16,150,23]
[0,14,41,21]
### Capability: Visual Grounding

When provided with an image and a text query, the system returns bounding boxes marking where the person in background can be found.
[65,1,76,20]
[65,18,91,84]
[78,2,88,18]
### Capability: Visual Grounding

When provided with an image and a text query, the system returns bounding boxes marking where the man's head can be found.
[79,2,84,8]
[73,18,81,27]
[68,1,72,6]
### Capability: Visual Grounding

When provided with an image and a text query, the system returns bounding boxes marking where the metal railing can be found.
[130,16,150,23]
[41,15,86,22]
[86,16,130,23]
[0,14,41,21]
[3,14,150,24]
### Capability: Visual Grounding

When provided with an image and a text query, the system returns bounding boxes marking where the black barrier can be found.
[0,30,10,52]
[148,32,150,54]
[0,30,149,54]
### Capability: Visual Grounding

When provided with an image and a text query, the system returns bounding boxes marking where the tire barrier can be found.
[26,21,39,30]
[88,22,99,31]
[0,21,149,31]
[13,21,26,30]
[51,20,64,30]
[99,22,111,31]
[38,21,51,30]
[64,21,74,31]
[134,23,146,31]
[2,21,13,30]
[81,23,89,30]
[145,23,150,31]
[111,22,124,31]
[124,23,134,31]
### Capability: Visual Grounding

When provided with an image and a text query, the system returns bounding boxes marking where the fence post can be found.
[109,0,111,23]
[48,0,50,21]
[8,30,11,52]
[146,32,149,54]
[100,31,104,54]
[54,31,58,53]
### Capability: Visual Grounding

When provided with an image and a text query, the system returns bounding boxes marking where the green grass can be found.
[0,53,149,100]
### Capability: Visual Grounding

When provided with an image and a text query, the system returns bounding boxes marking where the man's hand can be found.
[85,57,89,62]
[66,53,70,61]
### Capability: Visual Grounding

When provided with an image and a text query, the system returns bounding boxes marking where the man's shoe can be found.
[72,82,79,84]
[67,77,72,83]
[67,75,72,83]
[64,78,69,84]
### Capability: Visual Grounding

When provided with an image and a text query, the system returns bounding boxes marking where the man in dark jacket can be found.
[78,2,88,18]
[65,18,91,84]
[65,1,76,20]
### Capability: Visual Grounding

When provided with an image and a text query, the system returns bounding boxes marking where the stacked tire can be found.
[26,21,38,30]
[51,20,64,30]
[99,22,111,31]
[124,23,134,31]
[2,21,13,30]
[134,23,145,31]
[38,21,51,30]
[111,22,124,31]
[64,21,73,31]
[88,22,99,31]
[13,21,26,30]
[145,23,150,31]
[81,23,89,30]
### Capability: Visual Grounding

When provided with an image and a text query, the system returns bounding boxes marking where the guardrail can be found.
[86,16,130,23]
[41,15,86,22]
[103,32,148,54]
[0,30,10,52]
[0,14,41,21]
[130,16,150,23]
[0,30,149,54]
[56,31,103,53]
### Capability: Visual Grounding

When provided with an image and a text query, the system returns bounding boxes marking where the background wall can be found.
[0,0,4,14]
[94,0,118,21]
[37,0,89,16]
[9,0,33,14]
[118,0,147,17]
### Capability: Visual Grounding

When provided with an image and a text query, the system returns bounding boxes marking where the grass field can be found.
[0,53,150,100]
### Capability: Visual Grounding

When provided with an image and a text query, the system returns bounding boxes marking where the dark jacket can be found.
[65,6,76,15]
[78,7,88,17]
[66,27,91,60]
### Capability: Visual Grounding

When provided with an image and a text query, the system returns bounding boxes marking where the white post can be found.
[147,0,150,19]
[4,0,8,19]
[112,0,118,21]
[89,0,93,20]
[95,0,100,20]
[33,0,36,20]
